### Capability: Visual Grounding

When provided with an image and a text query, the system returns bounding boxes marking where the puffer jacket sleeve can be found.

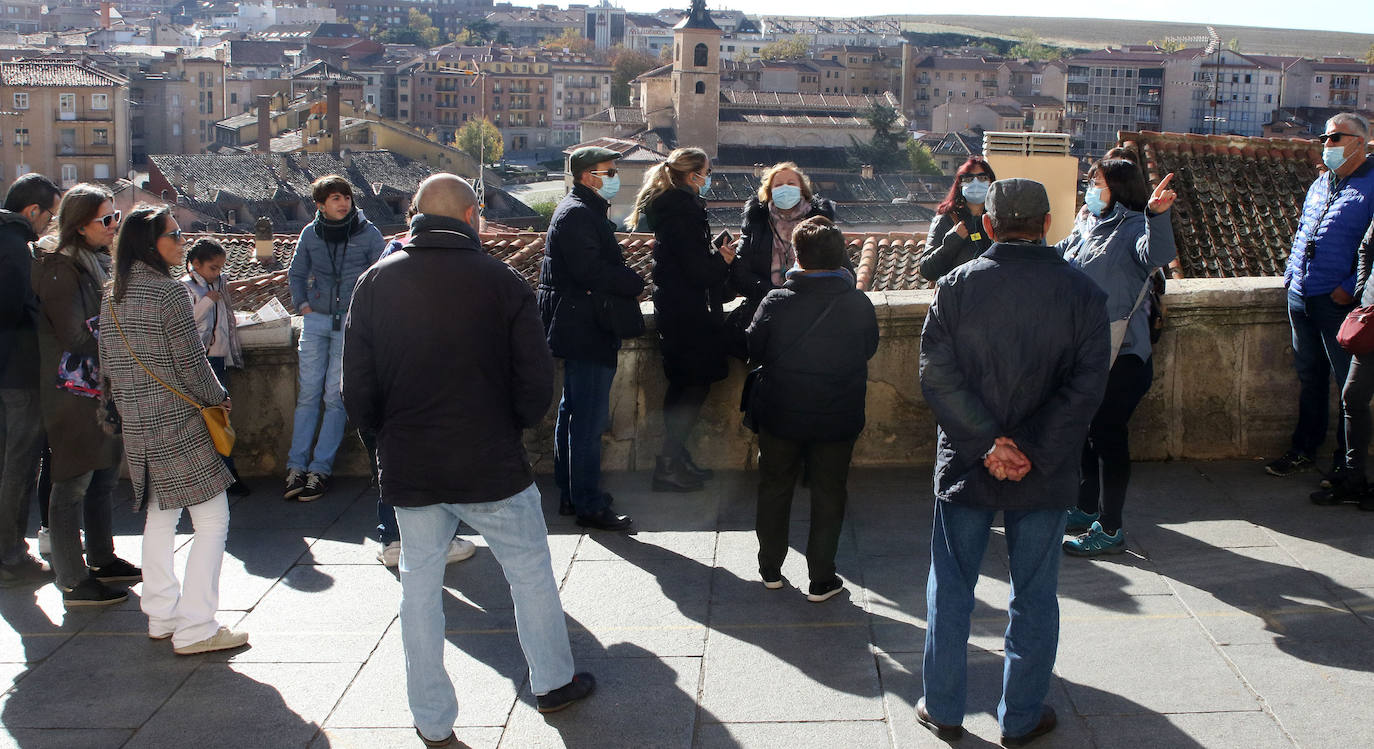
[733,200,772,302]
[288,231,312,312]
[1133,209,1178,272]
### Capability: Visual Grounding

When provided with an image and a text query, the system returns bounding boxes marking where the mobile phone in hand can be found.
[713,230,733,249]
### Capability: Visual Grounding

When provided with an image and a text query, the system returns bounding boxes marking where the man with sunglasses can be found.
[0,173,62,587]
[1271,113,1374,497]
[537,146,643,531]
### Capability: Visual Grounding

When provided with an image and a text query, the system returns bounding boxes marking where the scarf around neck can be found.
[315,206,359,245]
[768,199,809,286]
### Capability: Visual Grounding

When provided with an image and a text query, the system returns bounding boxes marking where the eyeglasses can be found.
[591,168,618,177]
[1318,132,1355,144]
[93,210,121,228]
[959,174,991,184]
[161,229,184,242]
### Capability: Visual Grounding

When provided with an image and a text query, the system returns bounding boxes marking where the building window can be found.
[693,43,708,67]
[695,80,705,94]
[59,93,75,118]
[93,163,110,179]
[91,93,109,110]
[13,128,27,145]
[12,93,27,109]
[60,164,77,186]
[16,164,28,178]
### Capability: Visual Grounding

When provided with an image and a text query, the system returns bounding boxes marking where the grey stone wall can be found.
[227,277,1302,477]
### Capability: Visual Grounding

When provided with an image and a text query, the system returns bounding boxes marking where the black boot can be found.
[1311,472,1366,505]
[652,456,704,492]
[681,451,713,481]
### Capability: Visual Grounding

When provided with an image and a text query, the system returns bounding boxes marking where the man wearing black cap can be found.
[538,146,644,530]
[917,178,1110,746]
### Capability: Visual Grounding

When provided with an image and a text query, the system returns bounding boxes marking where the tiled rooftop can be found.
[1118,130,1323,279]
[0,60,125,86]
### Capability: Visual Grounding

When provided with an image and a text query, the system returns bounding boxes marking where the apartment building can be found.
[0,61,130,186]
[130,51,228,163]
[815,45,901,97]
[1308,60,1374,112]
[1158,50,1309,138]
[550,54,612,148]
[1063,49,1166,153]
[405,46,554,155]
[902,52,1004,131]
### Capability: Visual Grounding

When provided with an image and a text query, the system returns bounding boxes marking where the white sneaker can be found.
[376,541,402,567]
[37,526,50,556]
[173,626,249,655]
[445,537,476,564]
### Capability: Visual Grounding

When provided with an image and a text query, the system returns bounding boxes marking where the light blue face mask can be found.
[771,184,802,210]
[1323,146,1350,173]
[1084,185,1109,217]
[595,174,620,201]
[698,174,712,197]
[961,179,991,204]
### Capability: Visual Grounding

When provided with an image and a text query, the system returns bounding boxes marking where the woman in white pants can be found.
[99,205,248,655]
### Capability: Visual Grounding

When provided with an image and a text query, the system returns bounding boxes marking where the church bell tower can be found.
[671,0,721,157]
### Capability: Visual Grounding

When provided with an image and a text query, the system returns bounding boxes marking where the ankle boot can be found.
[681,451,713,481]
[652,456,704,492]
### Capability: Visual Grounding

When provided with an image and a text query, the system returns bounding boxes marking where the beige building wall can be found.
[672,25,722,156]
[0,82,130,186]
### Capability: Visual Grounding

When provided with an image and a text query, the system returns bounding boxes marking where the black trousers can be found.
[755,429,856,585]
[1077,354,1154,534]
[1342,352,1374,478]
[662,383,709,460]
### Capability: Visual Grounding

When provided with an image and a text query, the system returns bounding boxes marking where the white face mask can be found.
[771,184,802,210]
[595,174,620,201]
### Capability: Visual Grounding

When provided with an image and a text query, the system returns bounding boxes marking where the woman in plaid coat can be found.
[99,205,248,656]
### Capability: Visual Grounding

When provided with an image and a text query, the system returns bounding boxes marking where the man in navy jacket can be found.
[918,179,1109,747]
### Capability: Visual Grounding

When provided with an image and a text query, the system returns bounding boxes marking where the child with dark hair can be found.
[745,215,879,603]
[181,238,248,496]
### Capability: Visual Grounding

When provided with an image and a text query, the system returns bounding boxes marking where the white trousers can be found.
[140,491,230,648]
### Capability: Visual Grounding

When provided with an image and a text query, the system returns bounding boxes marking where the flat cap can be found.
[985,178,1051,220]
[569,146,620,177]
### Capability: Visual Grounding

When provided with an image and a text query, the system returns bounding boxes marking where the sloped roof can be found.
[722,90,893,110]
[580,107,646,125]
[714,145,853,171]
[1118,130,1322,279]
[564,136,668,164]
[0,60,125,86]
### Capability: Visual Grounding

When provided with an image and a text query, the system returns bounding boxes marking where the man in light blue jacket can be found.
[284,175,385,502]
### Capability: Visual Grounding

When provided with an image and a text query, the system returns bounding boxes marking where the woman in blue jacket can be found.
[1059,158,1177,556]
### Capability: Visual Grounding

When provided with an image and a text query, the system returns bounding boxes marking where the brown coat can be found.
[99,262,232,511]
[32,248,122,482]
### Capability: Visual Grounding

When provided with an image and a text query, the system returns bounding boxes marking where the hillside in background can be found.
[895,15,1372,59]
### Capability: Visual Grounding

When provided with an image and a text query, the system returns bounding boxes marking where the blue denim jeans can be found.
[1288,289,1353,460]
[923,500,1066,737]
[554,359,616,516]
[394,483,574,740]
[288,312,347,475]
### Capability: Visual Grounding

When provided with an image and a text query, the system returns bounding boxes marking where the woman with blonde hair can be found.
[728,162,836,357]
[632,147,735,492]
[33,183,140,607]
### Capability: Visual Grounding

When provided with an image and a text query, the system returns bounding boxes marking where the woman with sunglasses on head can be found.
[181,238,249,497]
[100,206,247,655]
[1058,159,1178,557]
[630,147,735,493]
[920,156,997,284]
[32,184,141,606]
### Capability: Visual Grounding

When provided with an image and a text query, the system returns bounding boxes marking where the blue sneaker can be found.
[1065,507,1099,534]
[1063,521,1125,557]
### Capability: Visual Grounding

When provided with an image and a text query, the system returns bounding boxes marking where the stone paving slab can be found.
[4,462,1374,747]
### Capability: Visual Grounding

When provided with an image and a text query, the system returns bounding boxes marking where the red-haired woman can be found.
[919,157,997,283]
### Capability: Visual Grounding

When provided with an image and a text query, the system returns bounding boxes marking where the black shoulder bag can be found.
[740,295,843,433]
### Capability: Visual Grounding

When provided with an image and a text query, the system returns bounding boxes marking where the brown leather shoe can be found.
[1001,705,1057,747]
[916,697,965,741]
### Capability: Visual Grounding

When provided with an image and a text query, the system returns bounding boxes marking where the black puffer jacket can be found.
[746,272,878,442]
[648,186,732,385]
[919,241,1110,511]
[733,195,836,305]
[919,208,994,283]
[537,184,646,367]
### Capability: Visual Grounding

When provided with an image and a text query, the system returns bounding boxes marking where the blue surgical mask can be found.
[961,180,990,204]
[771,184,802,210]
[595,174,620,201]
[1323,146,1350,173]
[698,175,712,197]
[1084,185,1109,217]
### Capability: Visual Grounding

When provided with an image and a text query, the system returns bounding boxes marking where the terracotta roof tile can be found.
[0,60,125,86]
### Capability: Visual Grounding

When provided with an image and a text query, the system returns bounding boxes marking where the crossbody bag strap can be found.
[107,296,204,411]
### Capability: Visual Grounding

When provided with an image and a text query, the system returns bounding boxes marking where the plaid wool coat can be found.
[99,262,233,511]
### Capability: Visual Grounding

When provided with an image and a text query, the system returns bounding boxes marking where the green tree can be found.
[1367,43,1374,64]
[463,18,501,44]
[1227,38,1241,52]
[1149,38,1184,53]
[457,119,503,165]
[1008,29,1064,61]
[540,28,596,56]
[849,103,909,172]
[759,36,810,61]
[906,140,941,176]
[610,47,660,107]
[376,9,442,46]
[528,197,559,231]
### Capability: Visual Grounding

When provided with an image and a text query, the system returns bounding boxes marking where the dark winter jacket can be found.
[1286,160,1374,298]
[647,186,732,385]
[287,208,386,319]
[342,214,554,506]
[0,211,39,389]
[919,241,1111,511]
[747,271,878,442]
[919,207,994,283]
[733,194,836,305]
[1353,219,1374,307]
[538,183,646,367]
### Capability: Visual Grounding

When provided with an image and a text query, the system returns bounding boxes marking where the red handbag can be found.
[1338,305,1374,355]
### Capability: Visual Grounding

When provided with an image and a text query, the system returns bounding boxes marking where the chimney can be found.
[861,164,874,179]
[256,95,272,153]
[184,176,196,200]
[326,82,341,155]
[340,55,350,72]
[99,2,112,29]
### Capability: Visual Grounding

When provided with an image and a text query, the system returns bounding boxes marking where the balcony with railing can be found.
[1330,93,1359,107]
[55,106,114,122]
[1067,73,1091,85]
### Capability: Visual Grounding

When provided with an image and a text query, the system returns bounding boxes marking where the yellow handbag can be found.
[108,298,236,457]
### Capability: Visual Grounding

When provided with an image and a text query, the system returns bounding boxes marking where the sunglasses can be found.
[162,229,184,242]
[1318,132,1355,144]
[93,210,121,228]
[591,168,618,177]
[959,174,992,184]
